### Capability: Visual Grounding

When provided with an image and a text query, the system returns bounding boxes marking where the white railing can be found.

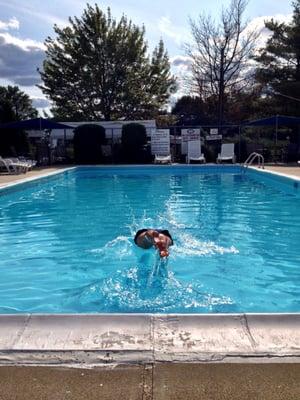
[243,152,264,169]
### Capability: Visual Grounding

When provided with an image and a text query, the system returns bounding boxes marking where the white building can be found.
[26,120,157,142]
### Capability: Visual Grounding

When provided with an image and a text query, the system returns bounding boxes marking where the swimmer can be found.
[134,229,173,258]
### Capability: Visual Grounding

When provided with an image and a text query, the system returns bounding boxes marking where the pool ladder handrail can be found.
[243,152,264,169]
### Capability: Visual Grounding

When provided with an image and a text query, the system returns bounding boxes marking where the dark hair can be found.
[134,229,148,244]
[134,229,173,245]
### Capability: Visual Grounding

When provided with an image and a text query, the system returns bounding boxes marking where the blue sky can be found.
[0,0,294,112]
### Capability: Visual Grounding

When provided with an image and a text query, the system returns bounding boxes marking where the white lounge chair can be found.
[18,157,37,169]
[186,140,206,164]
[154,154,172,164]
[0,156,28,174]
[217,143,236,163]
[10,157,34,171]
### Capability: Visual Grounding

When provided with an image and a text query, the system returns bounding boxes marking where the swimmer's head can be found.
[134,229,154,249]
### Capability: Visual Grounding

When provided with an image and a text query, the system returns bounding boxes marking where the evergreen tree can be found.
[39,4,176,120]
[255,0,300,116]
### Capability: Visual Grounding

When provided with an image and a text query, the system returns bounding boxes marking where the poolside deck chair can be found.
[18,157,37,169]
[10,157,34,171]
[186,140,206,164]
[216,143,236,163]
[154,154,172,164]
[0,157,28,174]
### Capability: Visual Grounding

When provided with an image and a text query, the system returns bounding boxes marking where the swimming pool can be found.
[0,165,299,314]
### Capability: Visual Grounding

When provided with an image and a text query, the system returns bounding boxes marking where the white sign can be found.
[206,134,223,141]
[151,129,170,155]
[182,128,201,142]
[210,128,218,135]
[181,128,201,154]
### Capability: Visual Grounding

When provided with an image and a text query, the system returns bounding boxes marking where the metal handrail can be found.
[243,152,264,169]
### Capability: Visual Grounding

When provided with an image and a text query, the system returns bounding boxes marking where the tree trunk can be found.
[218,48,225,134]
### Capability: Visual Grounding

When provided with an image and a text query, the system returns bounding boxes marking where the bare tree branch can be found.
[185,0,258,126]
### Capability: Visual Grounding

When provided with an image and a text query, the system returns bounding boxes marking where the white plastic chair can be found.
[186,140,205,164]
[10,157,33,171]
[217,143,236,163]
[0,157,27,174]
[18,157,37,169]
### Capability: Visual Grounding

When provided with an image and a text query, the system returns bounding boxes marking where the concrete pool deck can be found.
[0,166,73,188]
[1,364,300,399]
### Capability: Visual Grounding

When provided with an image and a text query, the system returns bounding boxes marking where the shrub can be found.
[73,124,106,164]
[121,123,148,163]
[0,129,29,157]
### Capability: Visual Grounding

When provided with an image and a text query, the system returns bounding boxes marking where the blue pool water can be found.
[0,166,300,314]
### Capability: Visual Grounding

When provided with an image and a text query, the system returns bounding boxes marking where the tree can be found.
[0,85,37,123]
[120,123,148,163]
[185,0,258,128]
[255,0,300,116]
[39,4,176,121]
[171,96,206,125]
[0,86,36,157]
[73,124,106,164]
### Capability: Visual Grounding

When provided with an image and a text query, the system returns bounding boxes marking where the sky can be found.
[0,0,294,114]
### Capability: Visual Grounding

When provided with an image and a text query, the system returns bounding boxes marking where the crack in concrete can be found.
[150,316,155,363]
[11,315,32,349]
[142,364,153,400]
[240,314,257,349]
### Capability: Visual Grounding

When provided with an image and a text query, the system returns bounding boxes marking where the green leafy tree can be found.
[0,85,37,123]
[255,0,300,116]
[0,86,37,156]
[171,96,206,124]
[39,4,176,120]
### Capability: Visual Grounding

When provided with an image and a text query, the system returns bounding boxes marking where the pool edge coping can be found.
[1,313,300,366]
[0,166,77,191]
[248,165,300,182]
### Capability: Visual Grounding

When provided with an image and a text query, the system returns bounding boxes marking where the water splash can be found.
[71,249,235,313]
[173,232,239,257]
[89,236,133,260]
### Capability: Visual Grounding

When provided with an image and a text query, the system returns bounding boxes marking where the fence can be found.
[34,123,300,165]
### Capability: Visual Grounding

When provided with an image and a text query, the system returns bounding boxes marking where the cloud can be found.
[31,97,50,108]
[158,16,189,45]
[171,55,192,69]
[0,33,45,87]
[0,1,68,28]
[243,13,293,49]
[0,17,19,31]
[0,32,45,51]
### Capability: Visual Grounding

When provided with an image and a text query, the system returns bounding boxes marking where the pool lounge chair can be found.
[12,157,36,170]
[154,154,172,164]
[0,157,28,174]
[186,140,206,164]
[18,156,37,167]
[216,143,236,163]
